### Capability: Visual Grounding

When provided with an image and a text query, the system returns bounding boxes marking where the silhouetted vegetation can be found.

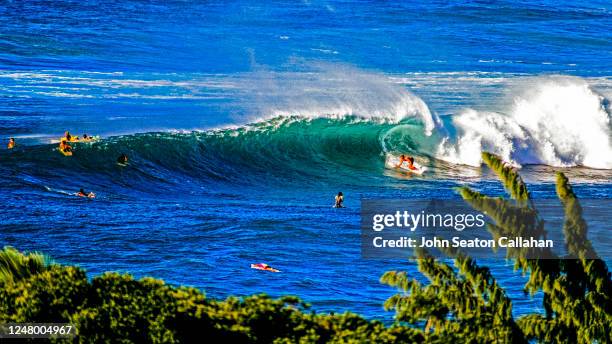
[0,248,422,343]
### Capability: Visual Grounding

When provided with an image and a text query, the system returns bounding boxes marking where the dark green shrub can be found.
[0,250,422,343]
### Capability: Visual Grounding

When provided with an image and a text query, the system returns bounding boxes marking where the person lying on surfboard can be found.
[396,155,417,170]
[251,263,280,272]
[76,188,96,198]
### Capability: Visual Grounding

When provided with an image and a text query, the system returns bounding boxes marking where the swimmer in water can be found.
[396,155,417,170]
[334,192,344,208]
[117,153,128,164]
[7,138,15,149]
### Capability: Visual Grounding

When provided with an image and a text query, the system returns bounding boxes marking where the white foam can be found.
[436,76,612,168]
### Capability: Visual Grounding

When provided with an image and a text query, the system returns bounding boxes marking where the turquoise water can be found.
[1,1,611,321]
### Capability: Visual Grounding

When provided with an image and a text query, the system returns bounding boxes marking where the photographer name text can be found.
[372,236,554,248]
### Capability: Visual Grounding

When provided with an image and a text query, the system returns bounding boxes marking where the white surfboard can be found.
[385,154,427,175]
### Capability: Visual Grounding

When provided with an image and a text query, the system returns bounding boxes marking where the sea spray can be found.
[242,64,437,134]
[436,76,612,168]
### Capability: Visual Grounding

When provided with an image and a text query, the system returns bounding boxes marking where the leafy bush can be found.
[0,252,422,343]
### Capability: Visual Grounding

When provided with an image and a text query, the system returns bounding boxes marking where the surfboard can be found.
[251,263,280,272]
[385,154,426,175]
[58,137,80,143]
[59,148,73,156]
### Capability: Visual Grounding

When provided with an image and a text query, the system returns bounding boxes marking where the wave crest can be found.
[244,64,436,135]
[436,77,612,168]
[2,76,611,196]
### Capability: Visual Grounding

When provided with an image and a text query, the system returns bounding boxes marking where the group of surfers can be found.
[7,134,89,153]
[9,136,417,171]
[7,133,131,199]
[58,131,97,155]
[60,132,99,198]
[57,132,128,165]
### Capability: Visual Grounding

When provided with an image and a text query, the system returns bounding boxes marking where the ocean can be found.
[0,0,611,321]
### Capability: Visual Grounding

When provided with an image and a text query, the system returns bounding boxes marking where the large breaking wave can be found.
[1,75,611,195]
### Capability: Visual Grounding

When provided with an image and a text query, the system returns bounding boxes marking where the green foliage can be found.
[0,265,89,324]
[0,247,422,343]
[0,246,50,284]
[383,152,612,343]
[381,251,525,343]
[481,152,529,202]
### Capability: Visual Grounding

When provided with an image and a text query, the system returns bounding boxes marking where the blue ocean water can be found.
[1,0,611,321]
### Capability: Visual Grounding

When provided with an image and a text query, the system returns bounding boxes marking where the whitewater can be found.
[3,70,611,173]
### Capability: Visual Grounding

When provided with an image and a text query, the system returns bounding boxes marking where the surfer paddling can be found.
[59,140,73,156]
[76,188,96,198]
